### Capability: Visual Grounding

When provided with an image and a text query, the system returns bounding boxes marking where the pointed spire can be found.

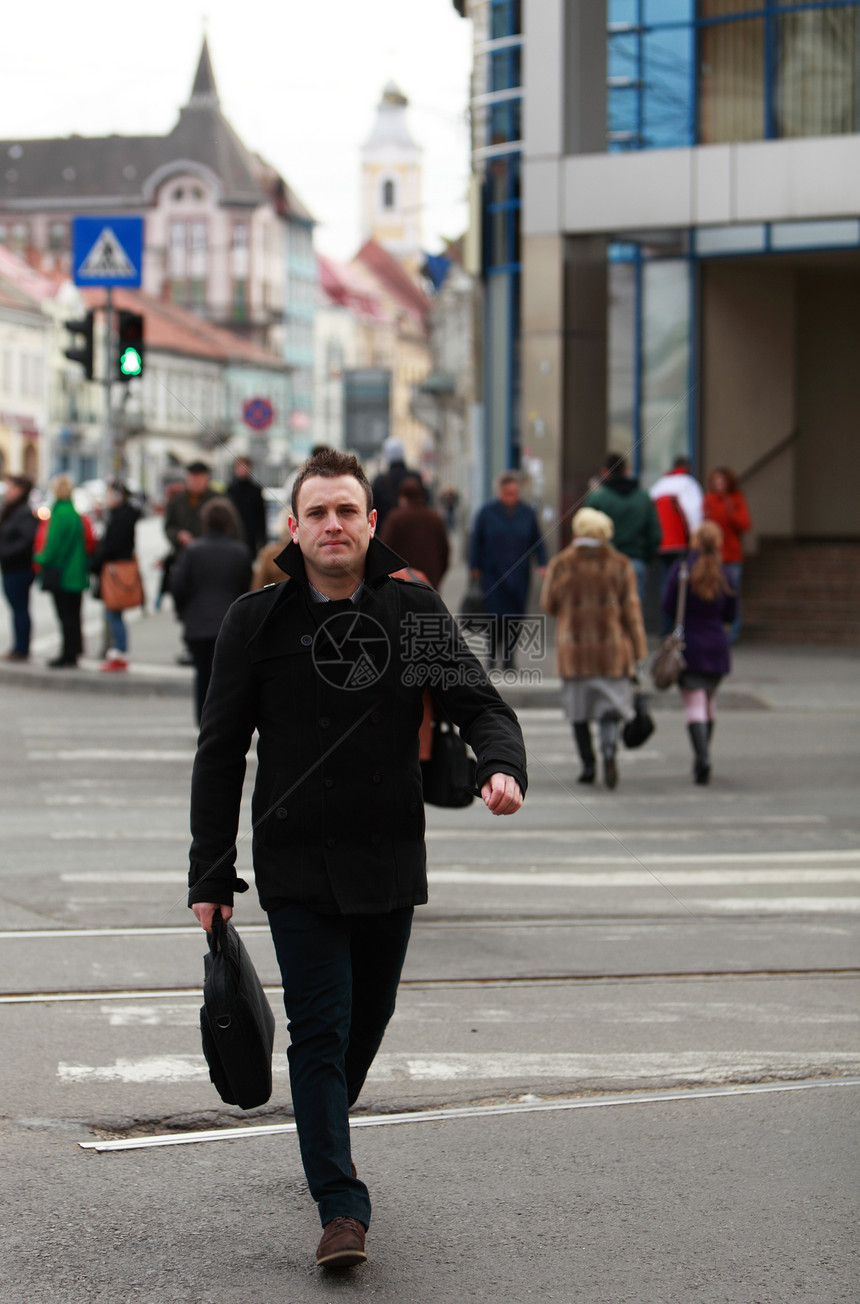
[188,37,219,108]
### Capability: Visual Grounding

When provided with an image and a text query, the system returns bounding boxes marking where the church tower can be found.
[360,82,423,272]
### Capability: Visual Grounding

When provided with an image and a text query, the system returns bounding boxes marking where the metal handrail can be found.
[737,428,800,486]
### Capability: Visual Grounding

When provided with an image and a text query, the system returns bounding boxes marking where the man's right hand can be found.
[192,902,233,932]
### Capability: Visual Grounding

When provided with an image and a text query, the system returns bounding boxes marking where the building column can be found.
[521,0,607,550]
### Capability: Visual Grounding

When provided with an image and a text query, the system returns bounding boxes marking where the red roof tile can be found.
[353,240,431,324]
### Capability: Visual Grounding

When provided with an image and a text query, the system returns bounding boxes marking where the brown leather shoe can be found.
[316,1216,367,1269]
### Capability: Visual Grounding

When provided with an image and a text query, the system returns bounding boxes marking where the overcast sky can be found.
[1,0,473,261]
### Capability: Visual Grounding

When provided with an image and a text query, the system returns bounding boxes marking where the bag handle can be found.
[673,558,690,636]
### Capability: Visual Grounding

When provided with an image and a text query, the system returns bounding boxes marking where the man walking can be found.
[187,448,526,1269]
[649,455,704,632]
[370,436,426,530]
[164,461,218,663]
[469,473,547,670]
[587,451,662,611]
[227,456,268,559]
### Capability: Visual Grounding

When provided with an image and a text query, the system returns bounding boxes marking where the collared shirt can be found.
[308,581,365,605]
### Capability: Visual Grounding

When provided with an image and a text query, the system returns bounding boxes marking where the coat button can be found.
[371,833,382,846]
[325,836,336,849]
[324,778,334,789]
[370,711,382,724]
[371,772,381,784]
[275,807,288,820]
[301,634,313,646]
[319,716,331,729]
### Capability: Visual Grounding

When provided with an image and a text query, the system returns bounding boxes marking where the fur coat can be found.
[540,541,647,679]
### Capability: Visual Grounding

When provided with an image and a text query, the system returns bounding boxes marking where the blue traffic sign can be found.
[73,216,143,288]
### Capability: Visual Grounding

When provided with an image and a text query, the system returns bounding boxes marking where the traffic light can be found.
[117,310,144,380]
[64,311,95,380]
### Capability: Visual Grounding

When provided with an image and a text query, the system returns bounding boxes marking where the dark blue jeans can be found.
[268,901,414,1229]
[3,570,33,655]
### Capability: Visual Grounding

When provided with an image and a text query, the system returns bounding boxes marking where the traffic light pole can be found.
[103,289,114,479]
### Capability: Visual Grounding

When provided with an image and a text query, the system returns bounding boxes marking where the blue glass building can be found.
[460,0,860,553]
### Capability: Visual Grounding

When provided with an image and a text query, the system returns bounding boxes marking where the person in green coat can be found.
[34,475,90,668]
[587,451,662,613]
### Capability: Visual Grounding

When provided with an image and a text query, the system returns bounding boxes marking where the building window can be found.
[191,279,207,310]
[10,223,28,256]
[232,280,248,321]
[777,5,859,138]
[170,281,185,306]
[232,222,248,249]
[48,222,67,252]
[382,178,396,209]
[609,2,860,150]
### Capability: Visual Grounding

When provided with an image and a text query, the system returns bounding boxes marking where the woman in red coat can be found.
[704,467,751,643]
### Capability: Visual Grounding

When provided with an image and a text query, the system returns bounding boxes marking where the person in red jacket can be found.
[704,467,751,643]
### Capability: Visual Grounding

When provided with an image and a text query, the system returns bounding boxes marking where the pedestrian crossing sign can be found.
[73,216,143,288]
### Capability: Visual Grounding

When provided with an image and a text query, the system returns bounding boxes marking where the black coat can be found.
[169,532,252,640]
[91,502,139,573]
[187,537,527,916]
[227,478,267,556]
[0,500,38,574]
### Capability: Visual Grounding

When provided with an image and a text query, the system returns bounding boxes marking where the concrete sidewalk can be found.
[1,552,857,711]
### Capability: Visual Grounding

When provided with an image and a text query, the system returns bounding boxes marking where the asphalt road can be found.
[0,675,858,1301]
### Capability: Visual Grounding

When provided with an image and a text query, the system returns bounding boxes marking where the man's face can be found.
[187,472,210,496]
[289,475,376,585]
[234,461,250,480]
[498,480,520,508]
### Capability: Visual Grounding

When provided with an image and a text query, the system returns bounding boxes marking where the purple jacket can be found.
[661,554,737,677]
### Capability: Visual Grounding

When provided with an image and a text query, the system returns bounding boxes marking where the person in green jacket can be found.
[34,475,90,668]
[587,452,662,613]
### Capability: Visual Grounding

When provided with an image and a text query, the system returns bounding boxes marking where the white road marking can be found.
[686,897,860,913]
[79,1077,860,1152]
[428,869,860,886]
[28,749,195,763]
[59,1049,860,1089]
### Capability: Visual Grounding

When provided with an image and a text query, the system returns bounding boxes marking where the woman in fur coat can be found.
[541,508,647,790]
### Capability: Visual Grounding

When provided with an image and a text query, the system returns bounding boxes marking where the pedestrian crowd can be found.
[2,443,750,786]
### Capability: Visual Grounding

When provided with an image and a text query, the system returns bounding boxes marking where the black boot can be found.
[599,716,619,790]
[573,722,595,784]
[688,722,711,784]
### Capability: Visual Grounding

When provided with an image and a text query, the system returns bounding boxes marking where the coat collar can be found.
[272,535,408,590]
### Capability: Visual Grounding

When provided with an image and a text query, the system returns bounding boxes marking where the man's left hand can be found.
[482,773,523,815]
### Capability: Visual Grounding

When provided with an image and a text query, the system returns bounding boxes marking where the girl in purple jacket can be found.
[661,521,737,784]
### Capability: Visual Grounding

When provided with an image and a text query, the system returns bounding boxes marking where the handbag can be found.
[459,576,487,618]
[651,561,689,691]
[100,558,145,611]
[421,713,478,808]
[41,566,62,594]
[200,912,276,1111]
[623,689,656,748]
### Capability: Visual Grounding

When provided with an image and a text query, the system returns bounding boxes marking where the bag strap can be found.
[673,558,690,634]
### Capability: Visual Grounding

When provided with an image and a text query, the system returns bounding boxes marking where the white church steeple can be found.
[360,82,423,270]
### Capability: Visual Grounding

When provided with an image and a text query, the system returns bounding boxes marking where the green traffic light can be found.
[119,346,142,377]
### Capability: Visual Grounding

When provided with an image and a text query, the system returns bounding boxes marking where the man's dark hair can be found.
[602,451,627,477]
[201,496,241,536]
[291,449,373,517]
[672,455,691,472]
[5,474,33,497]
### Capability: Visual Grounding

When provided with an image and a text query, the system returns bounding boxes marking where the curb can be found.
[0,661,769,710]
[0,661,193,697]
